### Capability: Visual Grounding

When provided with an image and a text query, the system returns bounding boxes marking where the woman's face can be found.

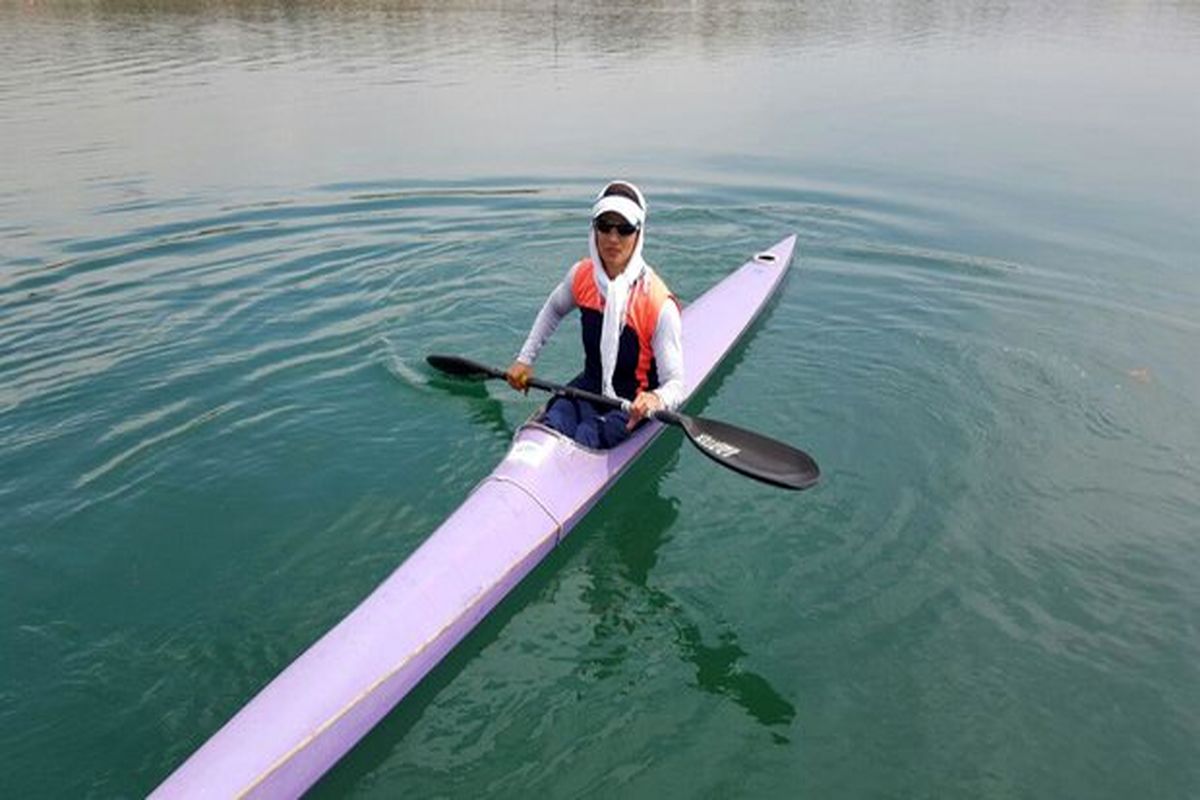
[593,213,640,276]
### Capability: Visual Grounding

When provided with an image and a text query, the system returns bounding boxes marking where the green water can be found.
[2,2,1198,797]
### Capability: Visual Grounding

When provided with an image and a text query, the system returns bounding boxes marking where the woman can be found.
[506,180,684,449]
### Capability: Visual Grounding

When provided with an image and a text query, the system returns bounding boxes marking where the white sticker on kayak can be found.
[507,440,549,467]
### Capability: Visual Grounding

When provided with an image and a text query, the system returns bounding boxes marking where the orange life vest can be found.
[570,259,678,400]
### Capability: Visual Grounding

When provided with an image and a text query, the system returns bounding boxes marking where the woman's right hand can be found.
[506,361,533,392]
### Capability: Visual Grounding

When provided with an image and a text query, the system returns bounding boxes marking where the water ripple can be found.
[1,6,1197,788]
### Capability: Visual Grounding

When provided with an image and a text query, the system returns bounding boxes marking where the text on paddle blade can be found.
[695,433,741,459]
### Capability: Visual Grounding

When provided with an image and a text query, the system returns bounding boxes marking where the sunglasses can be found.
[593,219,640,237]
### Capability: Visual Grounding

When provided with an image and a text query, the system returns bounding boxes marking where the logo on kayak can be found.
[695,433,740,459]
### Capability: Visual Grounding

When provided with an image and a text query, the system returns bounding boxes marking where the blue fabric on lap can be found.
[542,374,632,450]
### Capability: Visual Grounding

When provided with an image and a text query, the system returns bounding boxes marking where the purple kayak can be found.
[152,234,797,798]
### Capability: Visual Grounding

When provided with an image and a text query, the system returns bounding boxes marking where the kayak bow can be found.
[153,235,804,798]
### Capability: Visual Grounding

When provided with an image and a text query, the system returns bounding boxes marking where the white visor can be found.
[591,195,644,227]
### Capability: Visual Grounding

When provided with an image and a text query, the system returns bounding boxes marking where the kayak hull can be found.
[153,234,796,798]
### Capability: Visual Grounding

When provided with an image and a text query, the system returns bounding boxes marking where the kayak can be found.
[152,234,797,798]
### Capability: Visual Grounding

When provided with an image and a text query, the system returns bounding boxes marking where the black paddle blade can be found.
[426,354,505,381]
[674,414,820,491]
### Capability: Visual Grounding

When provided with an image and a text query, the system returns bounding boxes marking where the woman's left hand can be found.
[627,391,664,430]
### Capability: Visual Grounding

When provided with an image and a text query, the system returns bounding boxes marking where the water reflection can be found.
[10,0,1198,41]
[424,372,516,440]
[7,0,1198,79]
[583,447,797,737]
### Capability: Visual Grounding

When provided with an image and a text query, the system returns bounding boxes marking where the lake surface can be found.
[2,1,1198,796]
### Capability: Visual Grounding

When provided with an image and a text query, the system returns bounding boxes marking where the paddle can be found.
[426,354,820,491]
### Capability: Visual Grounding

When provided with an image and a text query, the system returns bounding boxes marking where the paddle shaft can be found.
[427,354,819,491]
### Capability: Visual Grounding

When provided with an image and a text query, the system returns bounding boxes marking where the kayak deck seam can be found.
[486,474,565,544]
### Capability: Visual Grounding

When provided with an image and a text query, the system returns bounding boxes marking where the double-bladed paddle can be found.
[427,354,820,491]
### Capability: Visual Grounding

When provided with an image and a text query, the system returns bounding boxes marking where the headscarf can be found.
[587,181,648,400]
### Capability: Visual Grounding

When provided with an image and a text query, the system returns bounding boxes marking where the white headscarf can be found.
[587,181,648,400]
